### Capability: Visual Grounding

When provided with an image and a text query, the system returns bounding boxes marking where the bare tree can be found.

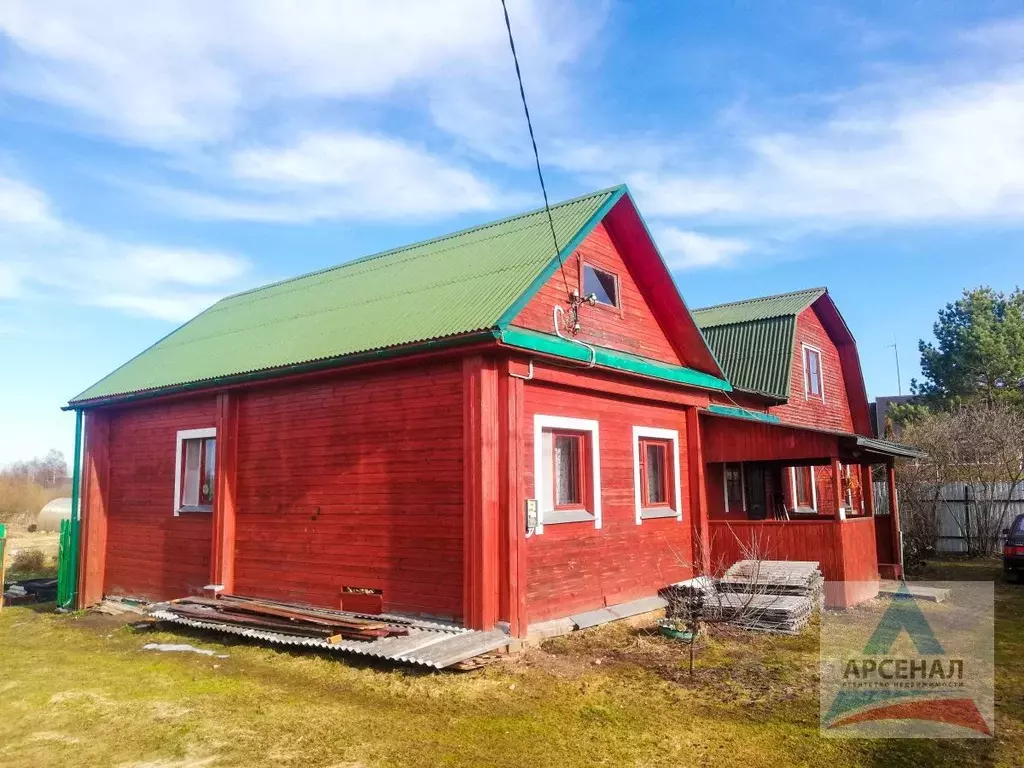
[664,529,817,676]
[900,402,1024,556]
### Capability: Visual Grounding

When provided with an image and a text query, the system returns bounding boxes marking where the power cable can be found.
[499,0,572,303]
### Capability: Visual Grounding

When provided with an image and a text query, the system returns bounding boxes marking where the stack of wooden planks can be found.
[161,595,410,642]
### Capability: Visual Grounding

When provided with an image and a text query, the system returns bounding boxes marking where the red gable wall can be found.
[771,306,855,433]
[232,360,465,619]
[104,398,216,599]
[511,221,683,365]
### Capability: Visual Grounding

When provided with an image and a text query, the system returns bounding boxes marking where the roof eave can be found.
[65,330,502,411]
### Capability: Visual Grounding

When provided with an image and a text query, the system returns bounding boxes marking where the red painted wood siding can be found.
[708,517,880,607]
[840,518,880,581]
[103,399,217,600]
[511,221,683,365]
[701,416,839,464]
[232,360,465,619]
[708,519,842,579]
[523,381,695,624]
[772,307,855,433]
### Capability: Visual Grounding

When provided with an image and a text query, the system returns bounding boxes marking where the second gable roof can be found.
[692,287,826,400]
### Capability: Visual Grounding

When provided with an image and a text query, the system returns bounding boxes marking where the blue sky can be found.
[1,1,1023,465]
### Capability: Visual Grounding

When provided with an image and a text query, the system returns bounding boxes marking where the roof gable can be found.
[694,287,873,434]
[71,185,728,406]
[692,288,826,400]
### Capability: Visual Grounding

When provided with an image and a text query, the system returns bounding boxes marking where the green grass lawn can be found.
[1,559,1021,768]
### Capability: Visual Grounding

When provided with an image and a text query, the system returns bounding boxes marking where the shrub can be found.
[10,548,47,575]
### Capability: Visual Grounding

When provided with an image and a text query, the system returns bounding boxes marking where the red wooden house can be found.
[693,289,923,606]
[67,185,916,638]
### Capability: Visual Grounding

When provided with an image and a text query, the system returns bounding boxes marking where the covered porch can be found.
[697,412,922,607]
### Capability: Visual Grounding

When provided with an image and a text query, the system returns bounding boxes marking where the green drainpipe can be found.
[59,410,84,610]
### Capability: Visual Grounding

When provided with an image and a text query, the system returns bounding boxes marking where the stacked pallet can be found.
[714,592,815,635]
[160,595,410,642]
[719,560,823,602]
[714,560,823,634]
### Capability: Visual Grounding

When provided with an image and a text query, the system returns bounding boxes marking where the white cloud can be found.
[656,228,752,270]
[0,263,22,298]
[0,0,597,150]
[0,1,603,224]
[627,74,1024,225]
[0,173,250,321]
[0,175,57,226]
[155,131,506,222]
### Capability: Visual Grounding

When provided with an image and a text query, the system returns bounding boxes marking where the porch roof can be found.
[700,408,924,464]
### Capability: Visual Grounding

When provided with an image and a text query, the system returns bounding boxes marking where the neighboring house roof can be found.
[70,185,728,406]
[692,288,826,400]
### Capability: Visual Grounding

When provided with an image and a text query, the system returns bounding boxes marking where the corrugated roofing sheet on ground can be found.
[149,610,510,669]
[71,188,619,404]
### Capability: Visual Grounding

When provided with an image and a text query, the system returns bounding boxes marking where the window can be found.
[553,432,586,509]
[534,415,601,530]
[640,439,671,506]
[791,465,816,513]
[174,428,216,513]
[632,426,682,523]
[582,264,619,308]
[724,462,745,513]
[804,345,823,399]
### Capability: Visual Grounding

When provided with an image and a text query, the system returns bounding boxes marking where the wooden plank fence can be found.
[875,480,1024,554]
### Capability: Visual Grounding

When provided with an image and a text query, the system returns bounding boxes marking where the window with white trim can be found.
[723,462,745,513]
[175,428,216,514]
[632,426,682,523]
[534,415,601,531]
[804,344,823,399]
[791,465,817,513]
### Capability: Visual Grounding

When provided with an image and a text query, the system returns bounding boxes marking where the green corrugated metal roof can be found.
[692,287,825,328]
[71,187,621,404]
[692,288,826,400]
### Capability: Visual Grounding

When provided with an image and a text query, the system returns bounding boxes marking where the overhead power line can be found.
[499,0,572,302]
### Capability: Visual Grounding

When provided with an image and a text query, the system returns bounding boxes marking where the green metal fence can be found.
[56,410,83,610]
[57,518,74,608]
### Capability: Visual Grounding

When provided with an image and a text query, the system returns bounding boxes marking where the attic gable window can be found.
[803,344,823,400]
[174,428,216,514]
[582,264,619,308]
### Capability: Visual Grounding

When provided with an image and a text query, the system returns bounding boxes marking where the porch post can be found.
[831,458,844,518]
[78,411,111,608]
[861,464,875,516]
[687,408,711,574]
[886,462,902,573]
[463,355,500,630]
[210,392,239,592]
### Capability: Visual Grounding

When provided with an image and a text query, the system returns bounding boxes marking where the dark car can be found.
[1004,514,1024,581]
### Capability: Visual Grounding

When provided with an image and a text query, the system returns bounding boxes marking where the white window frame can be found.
[632,426,683,524]
[722,462,747,514]
[174,427,217,516]
[789,465,817,513]
[533,415,601,533]
[802,343,825,401]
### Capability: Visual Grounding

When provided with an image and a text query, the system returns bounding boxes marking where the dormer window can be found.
[582,264,619,308]
[803,344,823,400]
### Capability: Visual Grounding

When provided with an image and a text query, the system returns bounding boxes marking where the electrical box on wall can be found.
[525,499,538,533]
